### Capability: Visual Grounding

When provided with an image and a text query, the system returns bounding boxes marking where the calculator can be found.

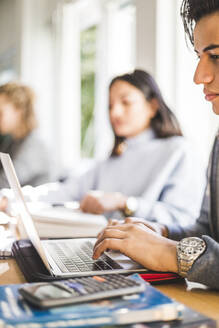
[19,274,145,308]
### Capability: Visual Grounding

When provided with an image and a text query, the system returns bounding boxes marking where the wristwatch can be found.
[123,197,138,217]
[176,237,206,277]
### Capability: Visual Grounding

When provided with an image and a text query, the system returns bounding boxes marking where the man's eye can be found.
[210,54,219,60]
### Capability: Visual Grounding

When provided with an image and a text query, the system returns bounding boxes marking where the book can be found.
[18,204,107,238]
[137,306,216,328]
[0,274,182,327]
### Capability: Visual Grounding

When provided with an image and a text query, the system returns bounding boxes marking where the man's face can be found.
[193,13,219,114]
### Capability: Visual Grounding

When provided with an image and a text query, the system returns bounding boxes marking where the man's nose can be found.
[193,56,214,85]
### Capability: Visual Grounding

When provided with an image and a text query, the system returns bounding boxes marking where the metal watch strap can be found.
[177,237,206,278]
[177,257,195,278]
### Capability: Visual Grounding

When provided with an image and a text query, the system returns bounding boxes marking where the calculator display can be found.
[34,285,72,300]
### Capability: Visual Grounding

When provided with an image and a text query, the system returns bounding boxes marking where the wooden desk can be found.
[1,259,219,326]
[157,281,219,325]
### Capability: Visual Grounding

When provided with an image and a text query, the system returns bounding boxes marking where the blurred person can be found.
[38,69,206,226]
[92,0,219,290]
[0,82,50,187]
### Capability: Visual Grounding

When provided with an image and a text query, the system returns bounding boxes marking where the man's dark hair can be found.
[109,69,182,156]
[181,0,219,45]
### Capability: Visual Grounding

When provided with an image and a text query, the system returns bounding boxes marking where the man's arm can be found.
[166,186,211,240]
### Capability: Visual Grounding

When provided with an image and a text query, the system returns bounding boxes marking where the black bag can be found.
[12,239,59,282]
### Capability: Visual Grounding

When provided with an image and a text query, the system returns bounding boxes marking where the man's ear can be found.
[149,98,159,118]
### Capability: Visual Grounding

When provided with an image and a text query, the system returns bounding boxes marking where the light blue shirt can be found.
[40,129,207,226]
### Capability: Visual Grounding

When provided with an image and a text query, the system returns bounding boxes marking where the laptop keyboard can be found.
[46,240,122,273]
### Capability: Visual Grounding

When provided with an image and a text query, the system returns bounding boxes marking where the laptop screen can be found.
[0,152,50,271]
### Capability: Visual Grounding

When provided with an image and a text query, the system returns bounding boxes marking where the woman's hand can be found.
[0,196,8,212]
[93,222,178,273]
[80,191,127,214]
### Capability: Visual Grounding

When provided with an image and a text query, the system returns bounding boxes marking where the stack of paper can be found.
[28,205,108,238]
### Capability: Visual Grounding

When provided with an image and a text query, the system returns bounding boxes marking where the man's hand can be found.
[107,217,168,237]
[80,191,127,214]
[93,222,178,273]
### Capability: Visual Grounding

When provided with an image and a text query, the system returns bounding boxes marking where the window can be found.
[55,0,136,170]
[80,26,97,158]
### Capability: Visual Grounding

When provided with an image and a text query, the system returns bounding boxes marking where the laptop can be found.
[0,152,147,277]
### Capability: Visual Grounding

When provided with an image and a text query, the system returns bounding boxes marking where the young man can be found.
[93,0,219,289]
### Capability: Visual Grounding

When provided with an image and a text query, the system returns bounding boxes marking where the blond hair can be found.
[0,82,37,138]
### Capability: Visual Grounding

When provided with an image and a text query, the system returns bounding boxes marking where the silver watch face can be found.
[177,237,206,277]
[179,237,206,258]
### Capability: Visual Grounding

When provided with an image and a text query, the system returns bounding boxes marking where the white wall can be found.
[58,2,81,169]
[135,0,218,164]
[156,0,177,110]
[0,0,17,54]
[0,0,19,79]
[155,0,219,163]
[135,0,156,75]
[175,0,219,162]
[18,0,59,145]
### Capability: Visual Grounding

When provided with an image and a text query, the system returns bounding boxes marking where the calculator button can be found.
[92,276,106,282]
[60,274,142,299]
[65,282,87,295]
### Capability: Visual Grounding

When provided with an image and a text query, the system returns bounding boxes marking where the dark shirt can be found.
[167,135,219,289]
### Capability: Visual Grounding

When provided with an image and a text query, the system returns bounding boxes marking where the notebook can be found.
[0,152,147,278]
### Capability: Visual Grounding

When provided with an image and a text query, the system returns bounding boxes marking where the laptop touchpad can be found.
[105,250,144,270]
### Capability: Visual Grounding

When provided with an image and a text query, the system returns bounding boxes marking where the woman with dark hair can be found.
[93,0,219,289]
[110,69,182,158]
[41,69,205,226]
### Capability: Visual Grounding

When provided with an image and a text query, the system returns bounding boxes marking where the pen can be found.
[51,201,80,210]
